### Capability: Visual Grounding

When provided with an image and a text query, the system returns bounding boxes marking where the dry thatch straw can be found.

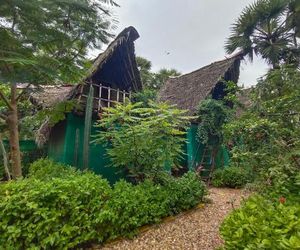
[84,26,142,92]
[29,85,78,108]
[158,53,243,115]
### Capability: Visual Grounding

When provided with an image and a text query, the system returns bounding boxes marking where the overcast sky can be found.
[99,0,271,87]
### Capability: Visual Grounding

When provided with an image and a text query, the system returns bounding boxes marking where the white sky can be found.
[95,0,271,87]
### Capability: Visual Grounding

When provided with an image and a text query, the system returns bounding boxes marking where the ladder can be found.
[196,146,215,184]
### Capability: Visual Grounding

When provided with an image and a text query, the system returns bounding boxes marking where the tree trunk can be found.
[0,134,11,180]
[7,83,22,179]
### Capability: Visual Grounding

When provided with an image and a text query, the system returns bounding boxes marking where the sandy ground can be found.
[94,187,249,250]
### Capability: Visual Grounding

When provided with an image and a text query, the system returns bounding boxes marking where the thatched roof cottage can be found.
[31,26,142,112]
[158,53,244,173]
[32,26,142,182]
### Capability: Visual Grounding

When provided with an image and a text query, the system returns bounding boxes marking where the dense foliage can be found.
[196,96,234,176]
[226,0,300,67]
[0,0,118,178]
[223,66,300,195]
[0,0,118,84]
[220,65,300,247]
[220,193,300,250]
[0,160,206,249]
[211,166,253,188]
[94,101,191,182]
[197,99,232,146]
[0,170,111,249]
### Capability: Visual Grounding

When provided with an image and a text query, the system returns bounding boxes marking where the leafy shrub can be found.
[220,195,300,250]
[94,101,190,182]
[0,172,112,249]
[21,147,47,176]
[28,158,79,180]
[98,180,169,239]
[0,163,206,249]
[97,171,206,240]
[212,166,252,188]
[162,172,207,213]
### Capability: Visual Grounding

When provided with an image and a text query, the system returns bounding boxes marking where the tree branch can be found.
[0,89,13,110]
[16,83,31,101]
[254,27,268,36]
[0,113,7,120]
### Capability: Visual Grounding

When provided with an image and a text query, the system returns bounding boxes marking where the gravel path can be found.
[95,188,249,250]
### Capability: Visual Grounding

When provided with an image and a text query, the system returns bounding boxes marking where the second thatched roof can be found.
[158,53,243,115]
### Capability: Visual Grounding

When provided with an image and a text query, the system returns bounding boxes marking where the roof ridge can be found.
[174,54,240,79]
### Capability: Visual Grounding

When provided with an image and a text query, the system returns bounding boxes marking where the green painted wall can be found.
[48,114,124,183]
[48,115,230,183]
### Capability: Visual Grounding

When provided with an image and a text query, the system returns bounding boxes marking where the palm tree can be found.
[289,0,300,42]
[226,0,299,68]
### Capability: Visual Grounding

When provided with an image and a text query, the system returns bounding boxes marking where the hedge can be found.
[0,159,206,249]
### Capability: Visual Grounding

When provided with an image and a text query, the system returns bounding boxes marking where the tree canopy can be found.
[0,0,118,84]
[226,0,300,68]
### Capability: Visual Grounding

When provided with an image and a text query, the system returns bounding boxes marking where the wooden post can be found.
[108,87,111,108]
[123,90,126,103]
[117,88,120,103]
[129,91,132,100]
[98,84,102,112]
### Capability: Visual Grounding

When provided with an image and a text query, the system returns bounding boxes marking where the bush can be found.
[28,158,79,180]
[220,195,300,250]
[94,101,190,183]
[0,160,206,249]
[212,166,252,188]
[0,172,112,249]
[96,171,207,241]
[162,172,207,213]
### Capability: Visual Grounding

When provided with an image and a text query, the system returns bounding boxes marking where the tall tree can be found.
[136,56,181,90]
[153,68,181,90]
[0,0,118,178]
[226,0,299,68]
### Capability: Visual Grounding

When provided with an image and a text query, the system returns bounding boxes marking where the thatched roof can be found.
[29,85,77,108]
[31,27,142,146]
[158,54,243,115]
[84,26,142,92]
[29,26,142,108]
